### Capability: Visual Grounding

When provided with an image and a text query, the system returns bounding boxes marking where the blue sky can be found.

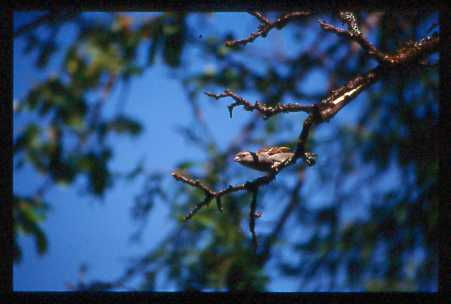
[13,12,437,291]
[14,12,304,291]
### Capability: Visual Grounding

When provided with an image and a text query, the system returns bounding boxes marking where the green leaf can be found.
[108,116,143,136]
[123,64,144,79]
[176,161,195,170]
[147,21,163,65]
[14,196,50,256]
[36,41,57,69]
[162,15,186,67]
[14,123,41,152]
[23,33,38,55]
[76,150,112,196]
[14,238,22,263]
[34,225,48,255]
[90,150,112,196]
[193,213,216,229]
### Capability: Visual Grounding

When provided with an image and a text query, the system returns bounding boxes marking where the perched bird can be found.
[233,146,294,172]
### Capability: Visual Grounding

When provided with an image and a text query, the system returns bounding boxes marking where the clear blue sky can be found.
[13,12,435,291]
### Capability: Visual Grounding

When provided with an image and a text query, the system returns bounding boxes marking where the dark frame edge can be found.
[0,5,14,294]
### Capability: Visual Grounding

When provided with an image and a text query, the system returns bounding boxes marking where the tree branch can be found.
[248,11,270,25]
[319,14,387,63]
[319,12,439,66]
[225,11,311,47]
[204,90,317,119]
[171,171,276,221]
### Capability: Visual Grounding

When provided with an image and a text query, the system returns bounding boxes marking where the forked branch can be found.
[225,11,311,47]
[171,171,276,221]
[319,11,439,65]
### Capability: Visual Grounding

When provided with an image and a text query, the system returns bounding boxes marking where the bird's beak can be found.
[233,155,240,162]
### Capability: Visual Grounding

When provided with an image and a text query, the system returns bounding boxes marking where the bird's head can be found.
[233,151,254,164]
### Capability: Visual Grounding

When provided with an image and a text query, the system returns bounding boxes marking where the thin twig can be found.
[226,11,311,47]
[249,11,270,25]
[319,19,387,63]
[319,14,439,66]
[204,90,317,119]
[171,171,275,221]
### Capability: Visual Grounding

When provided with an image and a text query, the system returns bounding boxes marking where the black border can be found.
[438,6,450,296]
[0,5,13,295]
[2,1,448,303]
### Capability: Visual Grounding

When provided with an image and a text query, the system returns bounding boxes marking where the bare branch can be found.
[204,90,317,119]
[319,14,439,66]
[293,114,317,160]
[319,18,386,63]
[248,11,270,25]
[171,171,276,221]
[382,33,439,65]
[183,194,213,221]
[171,171,213,195]
[225,11,311,47]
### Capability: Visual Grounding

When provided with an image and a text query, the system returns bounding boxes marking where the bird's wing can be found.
[267,146,291,155]
[257,146,272,153]
[258,146,291,155]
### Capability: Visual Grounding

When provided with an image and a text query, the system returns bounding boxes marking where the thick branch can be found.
[225,11,311,47]
[293,114,317,160]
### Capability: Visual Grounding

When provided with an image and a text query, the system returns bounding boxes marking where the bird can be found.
[233,146,294,172]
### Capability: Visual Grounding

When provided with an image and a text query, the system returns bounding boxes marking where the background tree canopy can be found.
[13,11,438,291]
